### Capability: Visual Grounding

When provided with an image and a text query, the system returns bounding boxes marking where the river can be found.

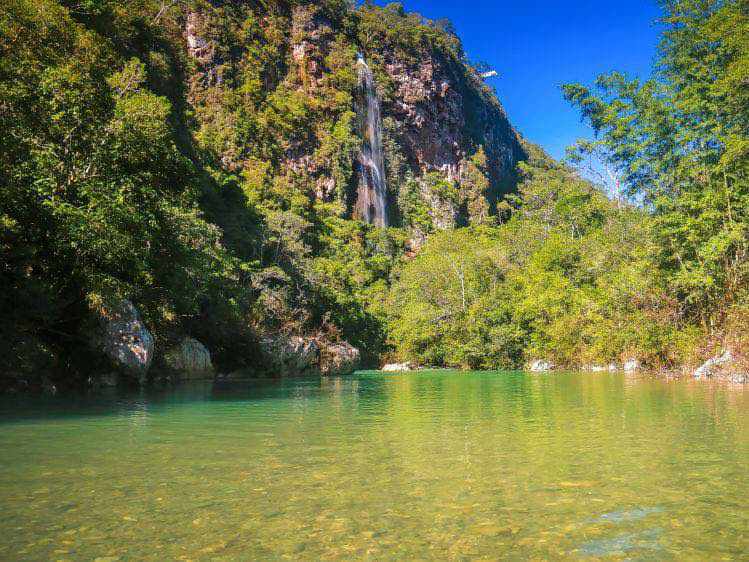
[0,371,746,559]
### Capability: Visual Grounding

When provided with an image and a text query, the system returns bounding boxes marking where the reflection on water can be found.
[0,371,747,560]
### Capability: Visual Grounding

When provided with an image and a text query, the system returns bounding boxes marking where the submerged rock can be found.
[94,300,154,384]
[528,360,554,373]
[320,341,361,376]
[382,362,414,372]
[165,338,214,380]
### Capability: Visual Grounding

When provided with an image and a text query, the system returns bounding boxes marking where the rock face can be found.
[185,10,221,87]
[183,3,526,229]
[528,360,554,373]
[381,51,524,199]
[260,336,360,377]
[165,337,214,380]
[693,351,747,383]
[382,362,414,372]
[261,336,320,377]
[320,341,361,376]
[95,300,154,383]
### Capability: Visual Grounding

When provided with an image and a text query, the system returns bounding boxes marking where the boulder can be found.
[528,360,554,373]
[382,362,414,372]
[95,300,154,384]
[623,359,641,373]
[320,341,361,376]
[165,337,214,380]
[261,336,320,376]
[693,351,742,381]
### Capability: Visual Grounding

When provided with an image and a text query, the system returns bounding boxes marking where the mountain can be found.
[0,0,527,390]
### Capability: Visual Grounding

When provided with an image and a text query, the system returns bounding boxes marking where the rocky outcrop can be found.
[623,359,642,373]
[165,337,214,380]
[290,5,335,89]
[94,300,154,384]
[382,362,414,372]
[528,360,554,373]
[259,335,360,377]
[693,351,747,383]
[185,10,221,87]
[261,336,320,377]
[379,49,525,205]
[320,341,361,376]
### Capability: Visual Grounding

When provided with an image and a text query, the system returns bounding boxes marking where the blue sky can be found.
[373,0,664,160]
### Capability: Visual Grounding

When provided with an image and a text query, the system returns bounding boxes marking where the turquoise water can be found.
[0,371,747,560]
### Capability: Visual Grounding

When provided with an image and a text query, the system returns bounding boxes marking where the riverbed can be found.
[0,371,747,559]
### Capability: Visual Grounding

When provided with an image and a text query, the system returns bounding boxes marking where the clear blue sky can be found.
[373,0,664,160]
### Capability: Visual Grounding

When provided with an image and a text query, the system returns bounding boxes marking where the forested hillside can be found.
[0,0,524,390]
[1,0,747,390]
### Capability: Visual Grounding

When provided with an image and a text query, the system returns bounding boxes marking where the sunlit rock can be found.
[320,341,361,376]
[381,362,414,372]
[94,300,154,384]
[261,336,320,377]
[585,364,619,373]
[623,359,641,373]
[693,350,747,382]
[528,360,554,372]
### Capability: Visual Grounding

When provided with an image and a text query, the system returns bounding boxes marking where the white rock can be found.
[623,359,641,373]
[382,362,413,372]
[96,300,154,383]
[528,360,554,372]
[694,351,733,380]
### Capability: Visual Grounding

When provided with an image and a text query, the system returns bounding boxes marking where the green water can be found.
[0,371,747,560]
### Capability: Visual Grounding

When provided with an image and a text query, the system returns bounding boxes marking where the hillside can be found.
[0,0,527,390]
[2,0,747,390]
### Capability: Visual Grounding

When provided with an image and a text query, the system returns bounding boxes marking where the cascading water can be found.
[355,54,388,227]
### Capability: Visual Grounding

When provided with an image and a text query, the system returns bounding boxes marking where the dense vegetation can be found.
[387,0,748,370]
[0,0,746,389]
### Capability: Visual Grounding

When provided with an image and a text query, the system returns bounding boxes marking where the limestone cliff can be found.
[183,2,526,234]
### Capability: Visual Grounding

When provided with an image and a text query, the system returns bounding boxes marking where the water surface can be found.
[0,371,747,559]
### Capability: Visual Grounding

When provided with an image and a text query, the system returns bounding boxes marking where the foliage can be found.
[387,151,679,369]
[563,0,749,330]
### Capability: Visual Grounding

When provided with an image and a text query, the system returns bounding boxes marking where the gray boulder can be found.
[382,362,414,372]
[95,300,154,383]
[165,337,214,380]
[320,341,361,376]
[261,336,320,376]
[528,360,554,373]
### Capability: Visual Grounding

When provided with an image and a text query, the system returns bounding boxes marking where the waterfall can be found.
[355,54,388,227]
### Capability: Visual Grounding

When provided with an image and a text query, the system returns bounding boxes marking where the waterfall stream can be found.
[355,54,388,227]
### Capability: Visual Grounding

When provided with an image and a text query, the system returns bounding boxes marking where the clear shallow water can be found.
[0,371,747,560]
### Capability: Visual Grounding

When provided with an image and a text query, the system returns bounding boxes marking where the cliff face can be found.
[380,47,524,201]
[1,0,528,387]
[183,2,526,232]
